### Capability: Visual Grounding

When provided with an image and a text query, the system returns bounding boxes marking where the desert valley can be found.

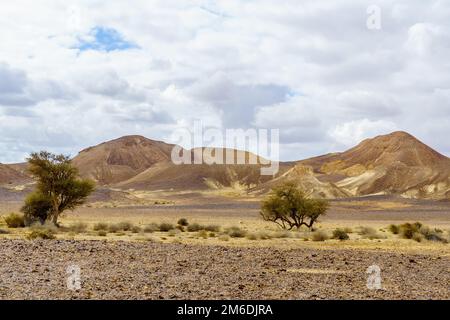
[0,131,449,299]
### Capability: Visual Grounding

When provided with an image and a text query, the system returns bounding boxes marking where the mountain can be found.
[117,148,286,191]
[72,135,176,185]
[297,131,450,199]
[0,163,30,186]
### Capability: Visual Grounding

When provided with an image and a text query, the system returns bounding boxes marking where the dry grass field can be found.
[1,190,449,299]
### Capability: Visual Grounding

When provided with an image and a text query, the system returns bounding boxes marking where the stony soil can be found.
[0,239,448,300]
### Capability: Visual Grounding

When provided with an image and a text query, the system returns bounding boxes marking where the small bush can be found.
[272,230,291,238]
[108,224,121,233]
[388,224,400,234]
[208,232,216,238]
[246,232,257,240]
[117,221,133,231]
[197,230,208,239]
[27,229,56,240]
[131,226,141,233]
[0,229,10,234]
[332,229,349,240]
[3,213,25,228]
[97,230,107,236]
[412,233,423,242]
[93,222,108,231]
[312,230,329,242]
[177,218,189,226]
[225,226,247,238]
[219,234,230,241]
[159,223,175,232]
[143,223,159,233]
[204,224,220,232]
[358,227,385,240]
[68,222,88,233]
[187,223,203,232]
[342,227,353,234]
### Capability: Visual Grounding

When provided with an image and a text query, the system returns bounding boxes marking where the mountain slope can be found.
[72,135,177,185]
[298,131,450,198]
[116,148,285,191]
[0,164,30,186]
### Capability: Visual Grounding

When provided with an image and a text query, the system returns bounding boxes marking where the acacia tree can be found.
[21,151,95,226]
[260,181,328,230]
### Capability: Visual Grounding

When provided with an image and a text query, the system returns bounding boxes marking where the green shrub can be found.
[26,229,56,240]
[93,222,108,231]
[177,218,189,226]
[208,232,216,238]
[159,223,175,232]
[312,230,329,241]
[332,229,349,240]
[143,223,159,233]
[225,226,247,238]
[97,230,107,236]
[3,213,25,228]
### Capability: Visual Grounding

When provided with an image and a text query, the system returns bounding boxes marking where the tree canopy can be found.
[21,151,95,226]
[260,181,328,230]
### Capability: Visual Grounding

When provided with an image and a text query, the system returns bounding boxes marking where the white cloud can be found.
[0,0,450,162]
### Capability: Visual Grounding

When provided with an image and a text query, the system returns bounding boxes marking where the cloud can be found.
[0,0,450,162]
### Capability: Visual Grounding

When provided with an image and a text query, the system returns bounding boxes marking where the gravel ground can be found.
[0,239,448,300]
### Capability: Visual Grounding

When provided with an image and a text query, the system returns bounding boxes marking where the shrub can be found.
[26,229,56,240]
[159,223,175,232]
[358,227,385,240]
[219,234,230,241]
[332,229,349,240]
[272,230,291,238]
[412,233,423,242]
[342,227,353,234]
[68,222,88,233]
[246,232,258,240]
[204,224,220,232]
[3,213,25,228]
[257,231,272,240]
[0,229,10,234]
[168,229,180,237]
[208,232,216,238]
[93,222,108,231]
[388,224,400,234]
[260,181,329,230]
[225,226,247,238]
[97,230,107,237]
[108,224,121,233]
[187,223,203,232]
[177,218,189,226]
[143,223,159,233]
[117,221,133,231]
[197,230,208,239]
[131,226,141,233]
[312,230,329,241]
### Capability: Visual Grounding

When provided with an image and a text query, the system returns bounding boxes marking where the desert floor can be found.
[0,191,449,299]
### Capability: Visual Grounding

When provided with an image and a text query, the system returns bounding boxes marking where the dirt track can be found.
[0,239,448,300]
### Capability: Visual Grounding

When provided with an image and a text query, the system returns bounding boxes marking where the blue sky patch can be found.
[76,26,139,52]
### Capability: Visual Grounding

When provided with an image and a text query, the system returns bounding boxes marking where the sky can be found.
[0,0,449,163]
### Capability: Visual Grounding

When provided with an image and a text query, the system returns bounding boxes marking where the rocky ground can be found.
[0,239,448,300]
